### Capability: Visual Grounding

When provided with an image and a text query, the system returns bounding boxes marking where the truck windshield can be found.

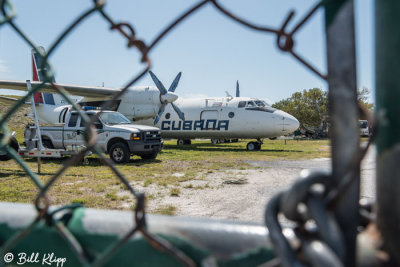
[100,112,131,125]
[359,121,368,129]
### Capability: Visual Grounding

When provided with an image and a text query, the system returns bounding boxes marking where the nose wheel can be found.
[246,140,262,151]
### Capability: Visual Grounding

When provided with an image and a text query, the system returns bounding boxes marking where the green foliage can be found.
[357,87,374,119]
[272,88,327,128]
[272,87,374,128]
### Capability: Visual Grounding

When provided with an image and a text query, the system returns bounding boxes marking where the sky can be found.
[0,0,374,104]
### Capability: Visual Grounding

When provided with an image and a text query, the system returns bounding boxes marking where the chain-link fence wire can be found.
[0,0,376,266]
[265,109,376,266]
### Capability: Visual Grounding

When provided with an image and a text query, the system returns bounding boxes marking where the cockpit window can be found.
[238,101,246,108]
[245,100,277,113]
[254,100,266,107]
[247,101,256,107]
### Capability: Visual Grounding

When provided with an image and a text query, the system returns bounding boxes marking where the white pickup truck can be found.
[24,110,163,163]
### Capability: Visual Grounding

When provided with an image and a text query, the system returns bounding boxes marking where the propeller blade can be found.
[236,80,240,97]
[149,71,167,95]
[154,104,166,125]
[168,72,182,92]
[171,103,185,121]
[150,71,184,123]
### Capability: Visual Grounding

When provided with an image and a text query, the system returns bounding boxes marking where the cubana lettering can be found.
[162,120,229,131]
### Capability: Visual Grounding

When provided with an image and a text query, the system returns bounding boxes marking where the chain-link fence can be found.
[0,0,395,266]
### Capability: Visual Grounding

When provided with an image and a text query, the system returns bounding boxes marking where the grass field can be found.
[0,139,330,214]
[1,99,330,215]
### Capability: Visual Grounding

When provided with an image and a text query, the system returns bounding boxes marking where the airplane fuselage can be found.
[0,46,300,149]
[28,90,299,141]
[135,97,299,139]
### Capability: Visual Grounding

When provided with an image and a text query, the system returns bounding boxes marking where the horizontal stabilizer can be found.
[0,95,19,103]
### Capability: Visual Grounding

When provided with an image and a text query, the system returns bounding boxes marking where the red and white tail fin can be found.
[31,46,55,105]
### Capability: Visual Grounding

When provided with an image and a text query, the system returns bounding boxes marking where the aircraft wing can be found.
[0,80,122,98]
[0,95,20,104]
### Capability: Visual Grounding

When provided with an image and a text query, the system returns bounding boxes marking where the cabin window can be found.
[238,101,246,108]
[43,93,55,105]
[228,112,235,118]
[68,113,79,127]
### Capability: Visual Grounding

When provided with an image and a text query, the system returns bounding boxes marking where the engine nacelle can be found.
[117,86,161,120]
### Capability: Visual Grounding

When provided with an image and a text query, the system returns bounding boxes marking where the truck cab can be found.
[26,110,163,163]
[359,120,370,137]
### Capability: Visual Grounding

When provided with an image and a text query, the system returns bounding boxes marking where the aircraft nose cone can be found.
[273,110,300,133]
[286,116,300,132]
[160,92,178,104]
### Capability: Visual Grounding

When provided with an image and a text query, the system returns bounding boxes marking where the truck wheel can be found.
[42,139,54,149]
[0,135,19,161]
[141,153,158,160]
[109,142,130,163]
[0,149,9,161]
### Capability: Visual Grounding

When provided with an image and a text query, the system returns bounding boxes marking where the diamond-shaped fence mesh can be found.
[0,0,379,266]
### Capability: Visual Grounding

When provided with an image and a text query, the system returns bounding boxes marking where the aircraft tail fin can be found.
[31,46,56,105]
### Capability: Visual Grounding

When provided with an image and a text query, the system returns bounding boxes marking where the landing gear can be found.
[177,139,191,145]
[211,139,233,144]
[211,139,218,145]
[246,139,262,151]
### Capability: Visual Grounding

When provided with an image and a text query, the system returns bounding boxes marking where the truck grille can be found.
[143,131,161,143]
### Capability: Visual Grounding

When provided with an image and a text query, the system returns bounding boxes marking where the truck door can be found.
[63,112,79,149]
[76,114,106,149]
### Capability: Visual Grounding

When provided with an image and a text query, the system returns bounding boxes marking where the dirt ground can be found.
[141,146,376,223]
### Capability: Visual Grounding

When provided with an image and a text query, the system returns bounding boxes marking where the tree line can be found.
[272,87,373,129]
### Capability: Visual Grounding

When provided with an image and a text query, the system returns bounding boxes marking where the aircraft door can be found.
[200,110,219,130]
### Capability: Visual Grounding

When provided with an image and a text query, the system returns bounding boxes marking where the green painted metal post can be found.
[325,1,359,266]
[375,1,400,265]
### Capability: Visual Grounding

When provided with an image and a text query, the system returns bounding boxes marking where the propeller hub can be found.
[160,92,178,104]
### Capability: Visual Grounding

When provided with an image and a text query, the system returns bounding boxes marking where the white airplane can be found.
[0,47,299,151]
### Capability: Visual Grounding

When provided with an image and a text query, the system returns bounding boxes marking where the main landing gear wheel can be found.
[177,139,191,145]
[109,142,130,163]
[246,141,262,151]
